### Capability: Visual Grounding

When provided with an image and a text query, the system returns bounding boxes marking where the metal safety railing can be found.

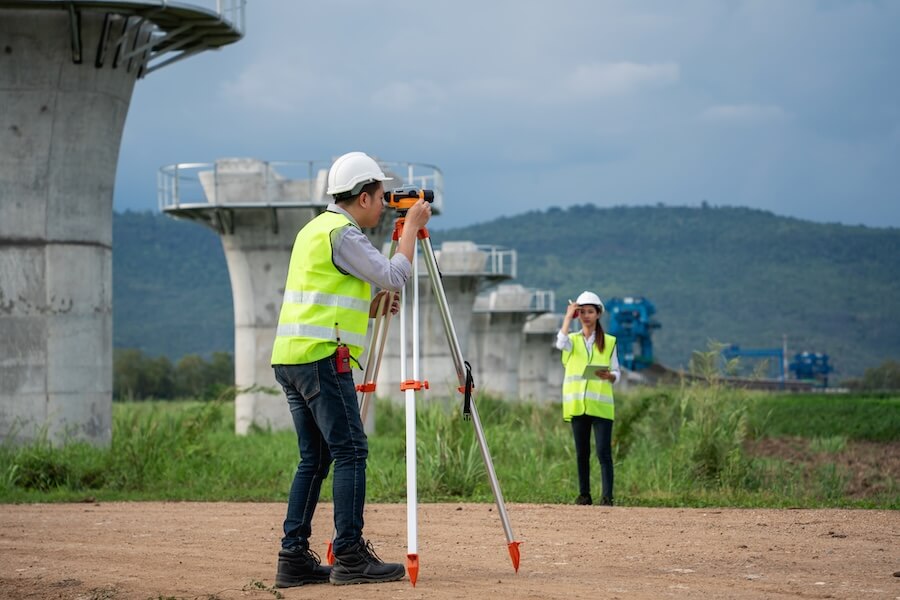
[136,0,246,74]
[530,289,555,312]
[8,1,247,76]
[154,0,246,33]
[478,245,517,279]
[158,159,444,214]
[213,0,246,32]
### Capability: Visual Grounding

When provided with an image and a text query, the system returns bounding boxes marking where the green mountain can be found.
[113,206,900,379]
[113,211,233,359]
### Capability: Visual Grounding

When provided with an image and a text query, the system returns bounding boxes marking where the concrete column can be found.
[469,311,491,396]
[546,318,565,396]
[225,211,323,435]
[469,284,536,400]
[519,312,564,403]
[376,241,488,400]
[1,3,241,446]
[0,10,142,445]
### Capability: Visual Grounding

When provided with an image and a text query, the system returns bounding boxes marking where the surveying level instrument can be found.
[325,192,521,586]
[384,186,435,212]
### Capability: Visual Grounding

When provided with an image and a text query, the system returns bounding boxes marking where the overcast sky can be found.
[114,0,900,230]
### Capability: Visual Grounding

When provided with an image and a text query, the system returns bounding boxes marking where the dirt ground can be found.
[745,439,900,500]
[1,502,898,600]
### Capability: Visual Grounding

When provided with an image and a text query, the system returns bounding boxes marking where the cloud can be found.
[371,80,445,112]
[700,104,788,123]
[220,59,346,113]
[453,77,525,101]
[114,1,900,229]
[565,61,680,98]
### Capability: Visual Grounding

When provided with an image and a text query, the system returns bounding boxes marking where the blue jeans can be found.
[274,357,368,555]
[571,415,614,499]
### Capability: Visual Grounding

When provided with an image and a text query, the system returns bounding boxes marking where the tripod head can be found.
[385,187,434,214]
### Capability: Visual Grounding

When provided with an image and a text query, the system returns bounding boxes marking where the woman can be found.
[556,291,620,506]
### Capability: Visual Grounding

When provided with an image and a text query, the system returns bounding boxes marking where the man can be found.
[271,151,431,587]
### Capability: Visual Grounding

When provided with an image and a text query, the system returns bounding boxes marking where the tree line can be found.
[112,346,899,401]
[113,349,233,400]
[843,360,900,392]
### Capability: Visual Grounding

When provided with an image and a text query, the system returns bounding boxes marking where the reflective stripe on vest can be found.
[274,323,368,350]
[282,290,369,313]
[270,211,371,365]
[560,332,616,421]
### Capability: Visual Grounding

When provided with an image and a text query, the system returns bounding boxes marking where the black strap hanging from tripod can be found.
[462,361,474,421]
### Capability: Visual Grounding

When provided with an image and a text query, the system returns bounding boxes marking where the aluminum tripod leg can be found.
[417,233,521,572]
[400,245,421,585]
[358,251,398,423]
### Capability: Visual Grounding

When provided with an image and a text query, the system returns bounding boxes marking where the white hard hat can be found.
[575,291,604,312]
[326,151,393,197]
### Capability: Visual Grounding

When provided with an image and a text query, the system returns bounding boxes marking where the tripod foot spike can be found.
[508,541,521,572]
[407,553,419,586]
[326,541,334,566]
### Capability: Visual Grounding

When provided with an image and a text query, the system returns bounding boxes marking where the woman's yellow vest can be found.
[561,331,617,421]
[270,211,371,365]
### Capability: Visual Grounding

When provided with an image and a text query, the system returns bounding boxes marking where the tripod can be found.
[338,198,521,586]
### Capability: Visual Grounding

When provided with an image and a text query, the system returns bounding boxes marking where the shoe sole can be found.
[329,568,405,586]
[275,575,330,588]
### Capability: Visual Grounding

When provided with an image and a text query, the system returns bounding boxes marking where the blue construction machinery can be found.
[721,344,786,382]
[789,351,833,387]
[605,297,661,371]
[721,345,833,388]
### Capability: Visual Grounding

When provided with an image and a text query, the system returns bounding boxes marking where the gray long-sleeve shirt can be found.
[327,204,411,292]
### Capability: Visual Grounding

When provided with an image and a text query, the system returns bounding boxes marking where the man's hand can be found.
[404,198,432,231]
[370,290,400,318]
[395,199,432,263]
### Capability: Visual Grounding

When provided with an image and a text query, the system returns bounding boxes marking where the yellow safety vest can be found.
[270,211,371,365]
[561,332,616,421]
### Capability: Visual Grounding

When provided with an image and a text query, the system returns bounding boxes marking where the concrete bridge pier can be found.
[0,2,243,446]
[519,313,564,403]
[470,284,553,400]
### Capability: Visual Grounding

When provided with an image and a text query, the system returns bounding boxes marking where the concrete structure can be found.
[159,158,443,434]
[519,312,564,403]
[470,284,554,400]
[0,1,244,446]
[375,241,515,401]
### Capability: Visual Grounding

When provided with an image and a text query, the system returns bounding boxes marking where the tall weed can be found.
[1,388,896,507]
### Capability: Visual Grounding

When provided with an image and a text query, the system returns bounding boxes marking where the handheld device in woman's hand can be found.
[582,365,610,380]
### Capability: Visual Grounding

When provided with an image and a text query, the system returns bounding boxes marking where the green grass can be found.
[745,393,900,441]
[1,387,897,508]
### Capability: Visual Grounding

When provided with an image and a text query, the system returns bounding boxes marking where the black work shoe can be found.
[330,538,405,585]
[275,546,330,588]
[575,494,593,505]
[600,496,615,506]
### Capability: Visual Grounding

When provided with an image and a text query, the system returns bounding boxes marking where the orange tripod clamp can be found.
[400,379,429,391]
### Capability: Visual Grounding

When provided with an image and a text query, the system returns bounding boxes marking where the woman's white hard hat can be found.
[326,151,393,197]
[575,291,604,311]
